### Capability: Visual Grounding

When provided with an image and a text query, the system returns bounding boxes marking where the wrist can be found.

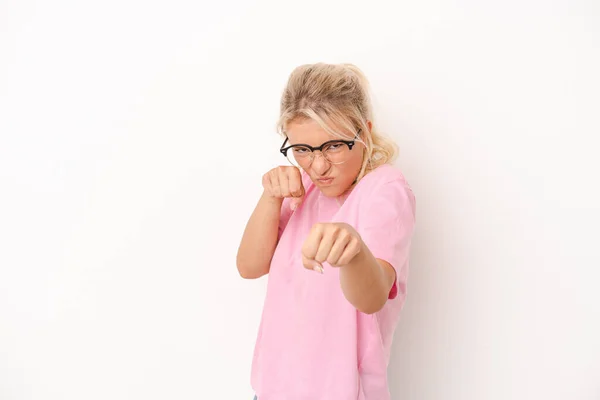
[342,239,373,272]
[261,191,284,206]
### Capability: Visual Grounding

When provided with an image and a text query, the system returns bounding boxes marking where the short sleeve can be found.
[357,179,416,300]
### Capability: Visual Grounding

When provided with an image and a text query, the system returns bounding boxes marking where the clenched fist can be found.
[262,166,305,210]
[301,222,363,273]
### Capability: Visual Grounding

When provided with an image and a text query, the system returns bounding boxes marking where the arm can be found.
[300,222,396,314]
[236,166,305,279]
[301,178,416,313]
[339,243,396,314]
[236,192,284,279]
[342,179,416,313]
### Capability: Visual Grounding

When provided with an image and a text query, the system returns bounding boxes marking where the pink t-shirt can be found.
[251,163,416,400]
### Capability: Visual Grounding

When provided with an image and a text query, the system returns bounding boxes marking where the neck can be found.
[335,188,352,206]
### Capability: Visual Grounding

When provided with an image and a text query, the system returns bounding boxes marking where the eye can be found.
[325,142,345,152]
[292,146,310,155]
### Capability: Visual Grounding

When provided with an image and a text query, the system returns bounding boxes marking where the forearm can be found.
[236,192,283,279]
[339,240,392,314]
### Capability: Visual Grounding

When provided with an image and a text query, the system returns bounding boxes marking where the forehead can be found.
[285,119,340,146]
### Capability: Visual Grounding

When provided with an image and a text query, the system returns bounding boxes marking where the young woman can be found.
[237,63,416,400]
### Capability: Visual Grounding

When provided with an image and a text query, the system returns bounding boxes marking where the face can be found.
[285,119,367,197]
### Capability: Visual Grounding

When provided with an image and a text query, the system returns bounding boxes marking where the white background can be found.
[1,0,599,399]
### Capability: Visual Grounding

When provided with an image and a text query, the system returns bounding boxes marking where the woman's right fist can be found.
[262,166,305,210]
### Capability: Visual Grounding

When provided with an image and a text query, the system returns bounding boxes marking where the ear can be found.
[366,120,373,132]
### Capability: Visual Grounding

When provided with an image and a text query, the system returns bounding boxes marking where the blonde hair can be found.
[277,62,398,182]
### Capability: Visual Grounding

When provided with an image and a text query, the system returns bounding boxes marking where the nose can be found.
[310,151,330,174]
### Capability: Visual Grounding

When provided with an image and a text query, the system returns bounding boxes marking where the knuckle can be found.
[290,181,304,193]
[341,230,352,241]
[301,242,310,256]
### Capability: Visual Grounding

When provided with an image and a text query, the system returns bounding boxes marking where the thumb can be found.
[290,195,304,211]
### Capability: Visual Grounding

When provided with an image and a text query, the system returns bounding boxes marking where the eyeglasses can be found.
[279,130,361,168]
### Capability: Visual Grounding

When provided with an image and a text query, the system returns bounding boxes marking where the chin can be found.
[318,185,344,198]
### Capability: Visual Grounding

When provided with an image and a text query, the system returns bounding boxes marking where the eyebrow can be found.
[289,138,343,146]
[285,129,361,147]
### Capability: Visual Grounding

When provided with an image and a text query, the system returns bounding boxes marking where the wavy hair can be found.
[277,62,398,182]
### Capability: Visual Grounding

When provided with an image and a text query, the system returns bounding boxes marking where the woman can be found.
[236,63,416,400]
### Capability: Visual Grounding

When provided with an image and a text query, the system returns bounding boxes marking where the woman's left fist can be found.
[301,222,363,273]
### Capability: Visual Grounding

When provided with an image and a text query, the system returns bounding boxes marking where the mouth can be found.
[316,177,334,185]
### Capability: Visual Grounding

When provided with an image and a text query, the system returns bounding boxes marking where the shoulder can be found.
[354,164,416,215]
[358,163,412,194]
